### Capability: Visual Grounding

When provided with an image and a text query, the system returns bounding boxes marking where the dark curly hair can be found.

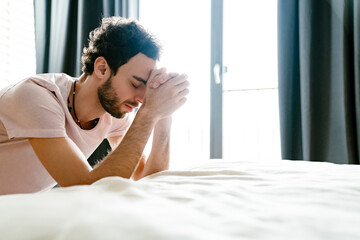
[82,17,161,75]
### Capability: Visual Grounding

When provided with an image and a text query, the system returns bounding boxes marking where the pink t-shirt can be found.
[0,73,131,195]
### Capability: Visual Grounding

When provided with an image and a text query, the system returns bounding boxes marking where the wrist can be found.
[157,116,172,124]
[137,106,160,123]
[155,116,172,130]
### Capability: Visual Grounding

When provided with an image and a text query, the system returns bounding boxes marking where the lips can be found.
[124,104,134,112]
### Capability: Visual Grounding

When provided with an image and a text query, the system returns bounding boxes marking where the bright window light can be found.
[139,0,280,165]
[0,0,36,90]
[140,0,211,169]
[222,0,280,161]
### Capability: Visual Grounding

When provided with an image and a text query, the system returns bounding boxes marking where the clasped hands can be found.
[141,68,190,121]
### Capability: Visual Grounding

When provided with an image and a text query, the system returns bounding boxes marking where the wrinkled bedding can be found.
[1,159,360,240]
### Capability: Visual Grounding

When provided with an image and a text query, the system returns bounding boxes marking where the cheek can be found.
[117,85,136,101]
[139,87,146,98]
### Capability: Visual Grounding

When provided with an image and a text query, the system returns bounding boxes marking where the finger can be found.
[179,97,187,105]
[159,67,167,74]
[151,72,179,88]
[168,74,188,86]
[151,82,160,88]
[176,88,190,99]
[158,72,179,85]
[169,72,178,78]
[150,73,169,88]
[147,68,167,86]
[175,97,187,109]
[174,79,190,93]
[170,97,187,115]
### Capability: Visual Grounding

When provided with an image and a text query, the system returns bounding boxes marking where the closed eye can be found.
[132,83,140,89]
[133,76,147,85]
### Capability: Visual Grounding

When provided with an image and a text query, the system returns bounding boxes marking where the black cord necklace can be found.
[67,79,99,129]
[72,80,83,129]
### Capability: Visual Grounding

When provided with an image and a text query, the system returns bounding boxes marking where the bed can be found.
[1,159,360,239]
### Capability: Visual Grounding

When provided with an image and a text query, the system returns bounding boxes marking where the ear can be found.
[93,57,110,80]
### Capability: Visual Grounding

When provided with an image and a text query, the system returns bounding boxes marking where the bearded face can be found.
[97,75,138,119]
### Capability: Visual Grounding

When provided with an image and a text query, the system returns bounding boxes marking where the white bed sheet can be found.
[1,159,360,240]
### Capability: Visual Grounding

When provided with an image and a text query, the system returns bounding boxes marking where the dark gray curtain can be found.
[34,0,138,76]
[34,0,139,165]
[278,0,360,164]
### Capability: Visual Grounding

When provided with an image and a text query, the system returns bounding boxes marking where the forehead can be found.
[117,53,156,81]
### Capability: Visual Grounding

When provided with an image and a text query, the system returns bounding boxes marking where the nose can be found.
[136,97,143,104]
[135,88,145,104]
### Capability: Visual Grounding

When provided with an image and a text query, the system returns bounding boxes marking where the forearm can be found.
[90,69,188,182]
[134,117,172,180]
[89,108,157,182]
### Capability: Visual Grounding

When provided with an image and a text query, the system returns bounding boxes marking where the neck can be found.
[68,75,103,130]
[72,80,83,128]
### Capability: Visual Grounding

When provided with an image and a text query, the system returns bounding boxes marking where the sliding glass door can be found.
[211,0,280,160]
[140,0,280,165]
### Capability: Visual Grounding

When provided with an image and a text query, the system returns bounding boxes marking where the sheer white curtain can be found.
[0,0,36,90]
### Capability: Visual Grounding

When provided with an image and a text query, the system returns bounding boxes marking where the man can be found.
[0,17,189,195]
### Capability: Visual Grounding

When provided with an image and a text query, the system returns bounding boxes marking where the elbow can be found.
[56,173,94,187]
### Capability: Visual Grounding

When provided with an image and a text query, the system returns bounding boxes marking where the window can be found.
[140,0,211,168]
[222,0,280,160]
[0,0,36,90]
[139,0,280,167]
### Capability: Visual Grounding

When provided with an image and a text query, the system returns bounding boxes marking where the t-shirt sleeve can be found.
[106,113,132,138]
[0,80,67,139]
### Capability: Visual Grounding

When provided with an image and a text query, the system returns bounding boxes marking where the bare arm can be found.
[107,135,123,150]
[132,117,172,180]
[131,72,188,180]
[90,107,160,181]
[108,135,147,181]
[29,70,189,187]
[29,107,156,186]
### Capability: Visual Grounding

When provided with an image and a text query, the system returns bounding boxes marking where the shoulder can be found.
[0,76,67,131]
[0,77,60,111]
[0,73,74,106]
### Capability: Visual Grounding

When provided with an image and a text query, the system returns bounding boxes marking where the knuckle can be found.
[181,74,188,80]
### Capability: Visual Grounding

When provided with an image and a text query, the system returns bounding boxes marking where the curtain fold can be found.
[34,0,139,165]
[34,0,138,76]
[278,0,360,164]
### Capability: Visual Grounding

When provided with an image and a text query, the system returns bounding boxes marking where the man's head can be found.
[82,17,161,76]
[97,53,156,118]
[82,17,161,119]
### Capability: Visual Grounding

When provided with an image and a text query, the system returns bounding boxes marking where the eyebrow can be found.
[133,76,147,85]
